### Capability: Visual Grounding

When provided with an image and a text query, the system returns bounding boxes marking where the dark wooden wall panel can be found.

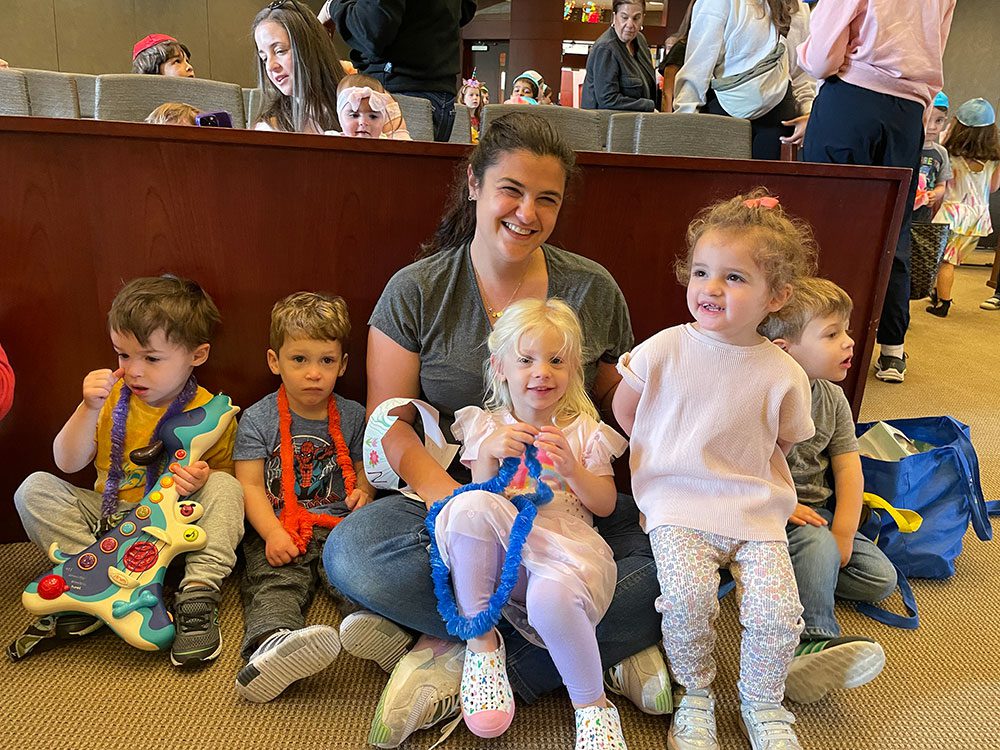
[0,117,909,542]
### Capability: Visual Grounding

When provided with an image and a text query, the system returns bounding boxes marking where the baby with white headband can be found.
[328,74,411,140]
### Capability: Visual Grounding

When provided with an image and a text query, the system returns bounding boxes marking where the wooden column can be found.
[509,0,564,99]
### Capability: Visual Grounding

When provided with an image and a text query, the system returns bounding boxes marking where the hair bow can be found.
[336,86,393,115]
[744,196,780,209]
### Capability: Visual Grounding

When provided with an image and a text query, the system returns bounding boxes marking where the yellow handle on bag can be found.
[863,492,924,534]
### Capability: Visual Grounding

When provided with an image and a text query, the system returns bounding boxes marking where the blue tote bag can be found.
[855,416,996,581]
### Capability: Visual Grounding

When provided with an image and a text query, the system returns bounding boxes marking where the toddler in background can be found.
[458,76,485,143]
[927,98,1000,315]
[145,102,200,126]
[331,74,411,140]
[132,34,194,77]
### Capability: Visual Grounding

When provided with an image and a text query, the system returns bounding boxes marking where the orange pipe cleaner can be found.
[278,385,357,554]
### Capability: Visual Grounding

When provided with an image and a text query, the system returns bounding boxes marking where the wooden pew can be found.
[0,117,910,543]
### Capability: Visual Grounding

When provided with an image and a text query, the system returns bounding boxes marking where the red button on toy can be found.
[174,449,187,460]
[37,574,69,600]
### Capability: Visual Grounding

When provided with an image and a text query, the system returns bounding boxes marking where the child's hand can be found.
[172,460,210,497]
[832,529,853,568]
[482,422,538,461]
[533,426,581,479]
[788,503,827,527]
[82,367,123,411]
[264,527,301,567]
[345,487,374,511]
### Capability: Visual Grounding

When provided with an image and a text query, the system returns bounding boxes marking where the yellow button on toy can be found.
[161,476,174,488]
[183,528,200,542]
[149,491,163,503]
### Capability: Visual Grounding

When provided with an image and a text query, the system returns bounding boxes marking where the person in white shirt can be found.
[673,0,815,159]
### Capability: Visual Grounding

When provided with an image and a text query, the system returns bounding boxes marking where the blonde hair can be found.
[676,187,818,294]
[759,276,853,343]
[269,292,351,353]
[144,102,199,125]
[108,275,220,350]
[484,298,598,423]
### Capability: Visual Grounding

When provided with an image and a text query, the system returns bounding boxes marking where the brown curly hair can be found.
[676,188,818,295]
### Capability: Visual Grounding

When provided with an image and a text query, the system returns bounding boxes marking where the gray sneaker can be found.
[785,636,886,704]
[236,625,341,702]
[368,638,465,748]
[170,586,221,666]
[339,610,414,673]
[874,353,906,383]
[604,643,673,715]
[667,688,719,750]
[739,701,801,750]
[7,613,104,662]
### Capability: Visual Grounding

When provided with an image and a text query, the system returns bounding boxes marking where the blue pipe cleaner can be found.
[425,444,553,641]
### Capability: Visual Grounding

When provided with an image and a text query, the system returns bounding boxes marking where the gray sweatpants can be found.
[14,470,245,592]
[239,526,339,660]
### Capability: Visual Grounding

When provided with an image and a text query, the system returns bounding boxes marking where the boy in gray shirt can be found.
[233,292,373,703]
[761,277,897,705]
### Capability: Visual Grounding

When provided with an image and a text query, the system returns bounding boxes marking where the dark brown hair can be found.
[132,41,191,76]
[761,0,799,37]
[108,275,220,350]
[419,112,577,258]
[943,119,1000,161]
[612,1,646,12]
[252,0,344,133]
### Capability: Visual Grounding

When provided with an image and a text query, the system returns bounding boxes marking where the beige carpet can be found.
[2,267,998,750]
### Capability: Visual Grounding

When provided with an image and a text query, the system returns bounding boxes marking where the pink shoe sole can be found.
[463,707,515,738]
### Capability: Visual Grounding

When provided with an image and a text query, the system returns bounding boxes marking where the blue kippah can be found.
[956,98,996,128]
[932,91,949,110]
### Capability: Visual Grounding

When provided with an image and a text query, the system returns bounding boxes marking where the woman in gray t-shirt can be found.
[322,112,664,745]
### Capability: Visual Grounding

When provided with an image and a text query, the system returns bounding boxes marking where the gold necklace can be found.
[472,255,532,320]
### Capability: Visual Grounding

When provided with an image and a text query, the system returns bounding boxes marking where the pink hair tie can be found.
[336,86,392,115]
[744,196,780,209]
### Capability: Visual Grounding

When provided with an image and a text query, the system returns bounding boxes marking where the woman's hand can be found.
[780,114,810,145]
[482,422,539,461]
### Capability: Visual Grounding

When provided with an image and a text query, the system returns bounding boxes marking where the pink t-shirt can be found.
[617,324,813,542]
[798,0,955,107]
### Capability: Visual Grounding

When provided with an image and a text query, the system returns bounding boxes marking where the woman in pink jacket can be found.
[797,0,956,385]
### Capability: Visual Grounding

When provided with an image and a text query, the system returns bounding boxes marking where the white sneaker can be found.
[739,701,802,750]
[668,689,718,750]
[339,610,414,673]
[785,636,886,704]
[604,644,673,715]
[368,638,465,748]
[235,625,341,703]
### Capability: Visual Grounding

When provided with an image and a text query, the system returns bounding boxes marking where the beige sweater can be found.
[618,324,813,542]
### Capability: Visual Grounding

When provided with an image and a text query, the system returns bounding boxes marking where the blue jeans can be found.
[786,508,897,640]
[323,492,661,702]
[393,90,456,142]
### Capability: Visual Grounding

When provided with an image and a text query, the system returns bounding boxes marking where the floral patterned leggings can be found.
[650,524,804,704]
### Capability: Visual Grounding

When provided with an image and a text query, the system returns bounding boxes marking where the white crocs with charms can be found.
[575,701,628,750]
[461,632,515,738]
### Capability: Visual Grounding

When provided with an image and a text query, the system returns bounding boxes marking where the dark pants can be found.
[393,90,456,142]
[803,76,924,347]
[704,83,798,161]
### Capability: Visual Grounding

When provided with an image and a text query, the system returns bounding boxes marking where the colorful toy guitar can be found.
[22,393,239,651]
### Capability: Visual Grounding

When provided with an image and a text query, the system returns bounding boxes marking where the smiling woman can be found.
[319,112,665,747]
[251,0,344,133]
